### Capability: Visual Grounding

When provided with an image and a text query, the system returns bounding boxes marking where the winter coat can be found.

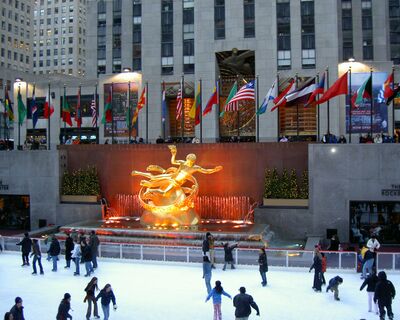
[71,243,81,259]
[367,238,380,252]
[360,274,379,292]
[258,252,268,273]
[203,261,212,278]
[202,239,210,254]
[89,234,100,256]
[17,236,32,254]
[10,305,24,320]
[321,256,327,273]
[206,288,231,304]
[85,282,98,298]
[309,255,322,272]
[56,300,72,320]
[233,293,259,318]
[224,244,237,262]
[96,289,116,306]
[31,242,41,257]
[374,272,396,305]
[326,276,343,292]
[82,245,92,262]
[48,238,61,256]
[64,237,74,261]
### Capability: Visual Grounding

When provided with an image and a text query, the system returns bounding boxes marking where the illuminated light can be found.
[123,67,132,72]
[330,147,337,154]
[348,57,355,62]
[15,77,23,82]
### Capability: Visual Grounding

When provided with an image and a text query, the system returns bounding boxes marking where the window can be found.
[244,0,255,38]
[214,0,225,39]
[183,0,194,73]
[301,0,315,68]
[389,0,400,63]
[362,0,373,60]
[277,0,291,69]
[161,0,174,74]
[341,0,353,60]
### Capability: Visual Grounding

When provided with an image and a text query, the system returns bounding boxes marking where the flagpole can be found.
[199,79,203,143]
[48,83,51,150]
[348,66,352,143]
[32,84,35,130]
[63,85,66,143]
[391,66,395,138]
[128,81,131,142]
[316,73,320,142]
[217,76,221,142]
[276,73,280,141]
[295,74,299,139]
[78,84,81,142]
[326,67,330,134]
[3,86,6,141]
[236,76,240,141]
[111,82,114,144]
[162,81,166,139]
[145,81,149,143]
[17,85,21,149]
[256,75,259,142]
[181,74,184,142]
[370,67,373,136]
[95,84,98,129]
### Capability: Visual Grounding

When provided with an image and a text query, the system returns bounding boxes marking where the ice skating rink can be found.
[0,252,398,320]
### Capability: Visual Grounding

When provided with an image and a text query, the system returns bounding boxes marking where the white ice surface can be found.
[0,252,398,320]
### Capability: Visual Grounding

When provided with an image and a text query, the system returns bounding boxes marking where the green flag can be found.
[220,82,237,117]
[17,87,26,125]
[355,75,372,106]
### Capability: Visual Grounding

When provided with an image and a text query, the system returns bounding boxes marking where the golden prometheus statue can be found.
[131,145,223,227]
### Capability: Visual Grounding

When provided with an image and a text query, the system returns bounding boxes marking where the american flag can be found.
[91,94,97,127]
[176,88,183,120]
[225,81,255,112]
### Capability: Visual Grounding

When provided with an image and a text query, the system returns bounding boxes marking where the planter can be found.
[61,195,99,203]
[263,198,308,207]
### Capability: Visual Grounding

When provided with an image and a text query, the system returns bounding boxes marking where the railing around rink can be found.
[1,236,399,271]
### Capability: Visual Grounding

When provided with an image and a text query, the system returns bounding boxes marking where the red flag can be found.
[203,83,218,117]
[75,87,82,128]
[137,87,146,110]
[316,72,348,105]
[176,88,183,120]
[383,73,394,100]
[102,89,113,124]
[270,79,295,112]
[44,90,54,119]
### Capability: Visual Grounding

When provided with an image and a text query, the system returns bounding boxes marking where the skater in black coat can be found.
[10,297,24,320]
[81,241,93,277]
[233,287,260,319]
[258,248,268,287]
[64,234,74,268]
[30,239,44,275]
[56,293,72,320]
[360,271,379,314]
[16,233,32,266]
[309,247,323,292]
[48,236,61,272]
[222,242,237,271]
[84,277,99,320]
[374,271,396,320]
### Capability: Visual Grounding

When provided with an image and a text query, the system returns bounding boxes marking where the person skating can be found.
[96,284,117,320]
[374,271,396,320]
[64,233,74,269]
[233,287,260,320]
[48,235,61,272]
[56,293,73,320]
[71,238,81,276]
[222,242,237,271]
[89,231,100,269]
[309,246,323,292]
[258,248,268,287]
[205,280,232,320]
[203,255,212,294]
[16,233,32,266]
[360,271,379,315]
[203,232,216,268]
[84,277,100,320]
[9,297,24,320]
[362,248,375,280]
[30,239,44,275]
[81,240,93,277]
[326,276,343,301]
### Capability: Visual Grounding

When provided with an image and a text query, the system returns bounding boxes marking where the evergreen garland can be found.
[263,168,308,199]
[62,166,100,196]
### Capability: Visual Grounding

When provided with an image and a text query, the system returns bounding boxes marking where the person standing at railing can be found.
[64,233,74,269]
[203,255,213,294]
[16,233,32,267]
[30,239,44,275]
[71,238,81,276]
[205,280,232,320]
[309,246,323,292]
[258,248,268,287]
[360,270,379,315]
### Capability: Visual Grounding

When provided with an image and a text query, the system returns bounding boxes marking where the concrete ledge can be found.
[263,198,309,207]
[60,195,99,203]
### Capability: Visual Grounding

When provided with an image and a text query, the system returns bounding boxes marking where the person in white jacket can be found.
[367,235,381,252]
[71,238,81,276]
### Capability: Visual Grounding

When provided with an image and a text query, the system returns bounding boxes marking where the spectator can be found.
[279,136,288,142]
[322,132,337,144]
[65,136,73,145]
[338,135,347,143]
[156,136,164,144]
[328,235,340,251]
[233,287,260,320]
[374,133,383,144]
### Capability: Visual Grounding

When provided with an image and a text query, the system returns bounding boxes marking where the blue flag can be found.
[31,85,38,128]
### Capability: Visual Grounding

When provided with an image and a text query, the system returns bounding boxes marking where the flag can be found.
[137,87,146,111]
[62,89,73,126]
[31,85,38,128]
[383,73,394,101]
[306,73,325,106]
[226,80,254,108]
[270,79,295,112]
[102,87,113,124]
[286,78,316,106]
[257,79,277,115]
[189,83,201,125]
[354,75,372,107]
[90,92,97,127]
[75,87,82,128]
[220,82,238,117]
[44,89,54,119]
[203,82,218,116]
[17,87,26,125]
[386,84,400,106]
[316,71,348,105]
[4,89,14,122]
[176,88,183,120]
[132,107,139,126]
[162,87,167,123]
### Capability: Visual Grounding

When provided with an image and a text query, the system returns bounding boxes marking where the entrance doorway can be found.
[0,195,30,231]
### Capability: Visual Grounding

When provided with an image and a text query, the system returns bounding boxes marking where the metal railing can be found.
[1,236,399,271]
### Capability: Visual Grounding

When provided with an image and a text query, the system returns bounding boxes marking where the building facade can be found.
[84,0,399,143]
[32,0,87,77]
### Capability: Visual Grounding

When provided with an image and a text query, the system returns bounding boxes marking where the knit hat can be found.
[15,297,22,304]
[64,293,71,300]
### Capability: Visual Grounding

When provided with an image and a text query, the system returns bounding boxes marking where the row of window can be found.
[34,47,74,57]
[1,0,31,13]
[34,16,75,25]
[0,48,29,64]
[33,37,85,47]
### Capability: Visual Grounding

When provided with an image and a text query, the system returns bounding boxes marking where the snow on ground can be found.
[0,252,398,320]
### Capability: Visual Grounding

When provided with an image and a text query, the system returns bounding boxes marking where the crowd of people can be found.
[320,131,400,144]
